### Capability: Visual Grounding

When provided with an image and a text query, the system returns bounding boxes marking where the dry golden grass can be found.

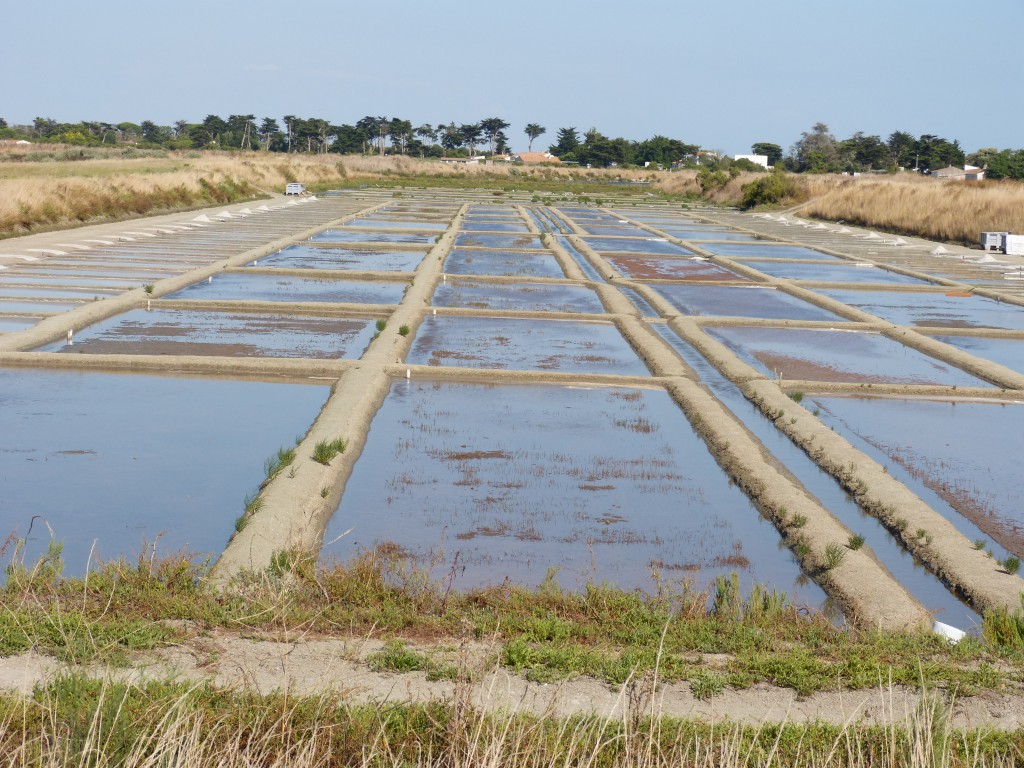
[0,149,673,238]
[799,174,1024,246]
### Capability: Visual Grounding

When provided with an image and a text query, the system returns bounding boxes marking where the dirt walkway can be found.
[0,631,1019,729]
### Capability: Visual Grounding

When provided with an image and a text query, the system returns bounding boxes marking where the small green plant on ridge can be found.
[312,438,347,466]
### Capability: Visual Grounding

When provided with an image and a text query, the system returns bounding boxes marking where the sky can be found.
[5,0,1023,155]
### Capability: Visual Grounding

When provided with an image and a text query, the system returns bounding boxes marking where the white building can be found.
[733,154,770,169]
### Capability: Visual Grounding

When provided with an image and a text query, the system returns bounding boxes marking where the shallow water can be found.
[345,218,446,231]
[617,287,661,318]
[250,245,426,272]
[0,369,330,574]
[461,220,531,233]
[320,380,825,602]
[556,237,603,281]
[0,287,121,300]
[707,327,986,386]
[0,300,85,314]
[817,289,1024,330]
[606,255,748,281]
[653,326,979,627]
[407,316,649,375]
[455,233,544,250]
[581,225,647,237]
[933,335,1024,377]
[0,316,35,332]
[701,243,842,260]
[167,274,406,305]
[653,285,842,321]
[0,275,145,289]
[808,396,1023,560]
[583,237,692,256]
[38,308,376,359]
[432,281,604,314]
[310,230,434,245]
[738,260,929,285]
[659,230,758,242]
[443,249,565,278]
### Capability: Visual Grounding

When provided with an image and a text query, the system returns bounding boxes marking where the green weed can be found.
[311,438,347,466]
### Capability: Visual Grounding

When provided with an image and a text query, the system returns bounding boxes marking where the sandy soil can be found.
[0,630,1021,729]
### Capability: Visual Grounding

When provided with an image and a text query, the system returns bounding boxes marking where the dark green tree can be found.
[790,123,846,173]
[524,123,545,152]
[886,131,916,169]
[751,142,783,166]
[458,123,482,155]
[479,117,510,155]
[550,127,580,157]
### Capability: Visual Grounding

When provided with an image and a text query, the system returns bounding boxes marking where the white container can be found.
[981,232,1008,252]
[1005,234,1024,256]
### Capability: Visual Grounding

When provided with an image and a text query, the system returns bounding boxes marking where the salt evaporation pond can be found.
[39,308,376,359]
[461,220,532,233]
[583,237,692,256]
[605,255,748,281]
[933,335,1024,377]
[653,285,842,321]
[431,281,604,313]
[408,316,649,375]
[320,380,826,603]
[0,369,330,574]
[310,230,434,245]
[707,327,985,386]
[701,243,843,260]
[167,274,406,305]
[808,396,1024,558]
[817,290,1024,330]
[658,230,758,242]
[250,245,426,272]
[738,261,928,286]
[455,234,544,250]
[443,248,565,278]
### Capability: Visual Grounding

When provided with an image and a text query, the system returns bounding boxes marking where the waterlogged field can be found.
[321,380,824,602]
[8,185,1024,638]
[167,273,407,304]
[38,308,377,358]
[652,284,843,320]
[431,280,605,313]
[606,255,748,281]
[443,248,565,278]
[817,289,1024,330]
[810,396,1024,558]
[707,327,986,385]
[408,315,650,375]
[249,245,427,272]
[0,368,330,572]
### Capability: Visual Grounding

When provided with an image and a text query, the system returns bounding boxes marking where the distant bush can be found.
[740,168,804,209]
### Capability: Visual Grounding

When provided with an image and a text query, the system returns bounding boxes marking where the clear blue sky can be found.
[6,0,1022,155]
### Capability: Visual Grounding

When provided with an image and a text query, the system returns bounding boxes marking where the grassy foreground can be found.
[2,674,1020,767]
[1,550,1023,765]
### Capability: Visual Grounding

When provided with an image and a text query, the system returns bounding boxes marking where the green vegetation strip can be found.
[2,674,1021,767]
[3,551,1023,698]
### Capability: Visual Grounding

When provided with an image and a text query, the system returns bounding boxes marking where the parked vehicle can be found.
[285,183,306,195]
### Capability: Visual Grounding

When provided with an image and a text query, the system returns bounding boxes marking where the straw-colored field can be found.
[797,174,1024,246]
[4,145,1024,247]
[0,147,670,238]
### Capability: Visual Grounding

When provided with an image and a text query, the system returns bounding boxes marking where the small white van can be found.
[284,183,306,195]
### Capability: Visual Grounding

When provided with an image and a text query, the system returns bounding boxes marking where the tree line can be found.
[0,114,699,169]
[751,123,995,176]
[3,114,1024,180]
